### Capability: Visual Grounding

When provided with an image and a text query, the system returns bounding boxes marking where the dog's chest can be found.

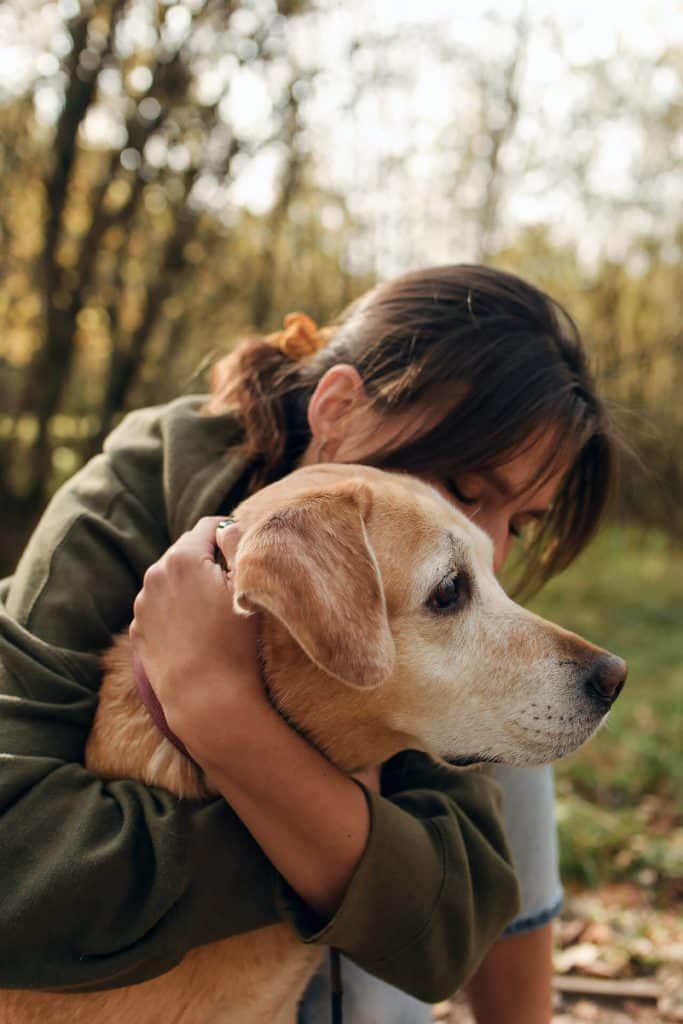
[2,928,324,1024]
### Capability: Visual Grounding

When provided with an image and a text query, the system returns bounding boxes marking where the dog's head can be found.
[231,464,626,771]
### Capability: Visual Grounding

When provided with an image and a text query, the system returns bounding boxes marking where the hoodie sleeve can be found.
[277,752,520,1002]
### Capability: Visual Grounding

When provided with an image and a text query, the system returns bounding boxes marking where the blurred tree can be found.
[495,227,683,536]
[0,0,364,572]
[32,0,127,481]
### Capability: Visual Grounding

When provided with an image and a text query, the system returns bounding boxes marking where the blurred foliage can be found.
[531,527,683,899]
[496,232,683,536]
[0,0,681,576]
[0,0,374,571]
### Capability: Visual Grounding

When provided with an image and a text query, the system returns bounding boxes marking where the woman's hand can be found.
[130,516,265,763]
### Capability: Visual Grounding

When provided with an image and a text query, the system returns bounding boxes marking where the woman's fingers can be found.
[149,516,241,573]
[215,519,242,567]
[174,516,228,563]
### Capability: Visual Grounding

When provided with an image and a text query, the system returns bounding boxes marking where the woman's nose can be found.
[472,514,510,573]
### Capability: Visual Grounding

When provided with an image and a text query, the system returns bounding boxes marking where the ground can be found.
[432,883,682,1023]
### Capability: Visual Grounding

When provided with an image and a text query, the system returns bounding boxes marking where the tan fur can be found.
[2,464,624,1023]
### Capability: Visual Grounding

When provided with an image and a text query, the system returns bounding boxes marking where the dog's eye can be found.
[427,573,469,613]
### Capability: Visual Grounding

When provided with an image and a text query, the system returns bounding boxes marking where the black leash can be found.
[330,948,343,1024]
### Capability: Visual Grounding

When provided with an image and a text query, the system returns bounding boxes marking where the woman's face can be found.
[304,367,568,574]
[423,443,565,575]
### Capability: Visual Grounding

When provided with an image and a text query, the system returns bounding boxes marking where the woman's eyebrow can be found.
[483,469,551,516]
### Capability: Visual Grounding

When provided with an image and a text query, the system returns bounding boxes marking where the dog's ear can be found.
[233,485,394,687]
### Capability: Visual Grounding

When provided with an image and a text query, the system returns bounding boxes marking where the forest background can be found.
[1,0,681,1018]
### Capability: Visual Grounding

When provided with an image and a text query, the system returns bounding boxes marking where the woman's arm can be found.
[131,518,521,1002]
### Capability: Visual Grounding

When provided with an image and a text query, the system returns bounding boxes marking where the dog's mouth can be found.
[446,754,503,767]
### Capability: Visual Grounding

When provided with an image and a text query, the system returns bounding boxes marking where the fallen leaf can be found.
[582,922,614,945]
[558,918,587,947]
[555,943,601,973]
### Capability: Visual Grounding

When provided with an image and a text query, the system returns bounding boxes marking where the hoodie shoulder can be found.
[6,398,249,638]
[103,396,248,540]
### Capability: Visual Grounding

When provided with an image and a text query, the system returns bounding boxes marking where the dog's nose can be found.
[585,654,627,705]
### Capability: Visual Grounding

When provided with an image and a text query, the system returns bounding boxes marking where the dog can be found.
[3,463,626,1023]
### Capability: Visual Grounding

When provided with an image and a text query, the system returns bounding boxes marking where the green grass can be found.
[528,527,683,894]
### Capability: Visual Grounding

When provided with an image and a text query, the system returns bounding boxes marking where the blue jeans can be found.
[298,765,563,1024]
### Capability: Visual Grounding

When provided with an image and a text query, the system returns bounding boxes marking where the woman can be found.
[0,265,614,1022]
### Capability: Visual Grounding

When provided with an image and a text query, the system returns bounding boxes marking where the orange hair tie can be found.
[266,312,330,360]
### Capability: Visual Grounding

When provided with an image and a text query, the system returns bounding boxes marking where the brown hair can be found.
[206,264,617,597]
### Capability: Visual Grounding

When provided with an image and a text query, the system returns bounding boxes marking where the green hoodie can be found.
[0,395,520,1002]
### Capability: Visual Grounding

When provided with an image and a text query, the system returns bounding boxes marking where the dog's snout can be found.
[585,654,627,706]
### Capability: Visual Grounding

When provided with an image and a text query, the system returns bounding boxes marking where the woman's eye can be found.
[427,573,469,613]
[445,479,479,505]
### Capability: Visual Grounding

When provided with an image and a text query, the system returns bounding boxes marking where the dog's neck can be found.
[261,619,418,774]
[131,619,418,778]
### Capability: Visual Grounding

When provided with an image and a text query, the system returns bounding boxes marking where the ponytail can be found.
[203,313,332,488]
